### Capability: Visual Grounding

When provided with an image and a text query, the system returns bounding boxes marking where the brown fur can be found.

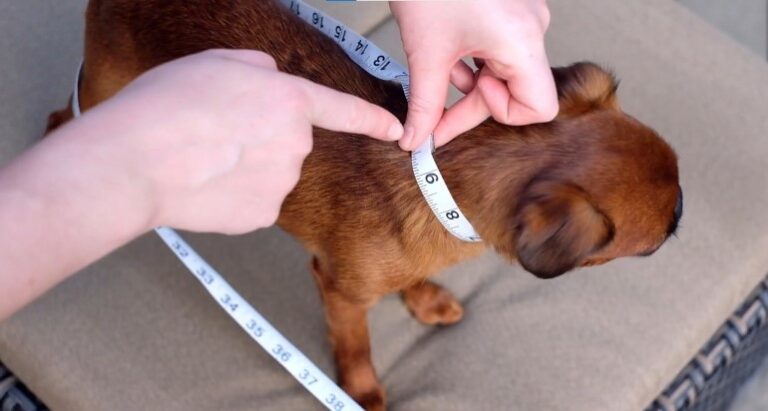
[47,1,681,409]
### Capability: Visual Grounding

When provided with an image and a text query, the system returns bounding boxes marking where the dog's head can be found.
[500,63,681,279]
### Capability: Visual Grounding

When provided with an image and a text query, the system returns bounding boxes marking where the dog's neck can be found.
[426,120,553,250]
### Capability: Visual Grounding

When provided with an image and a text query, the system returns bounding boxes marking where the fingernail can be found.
[401,125,414,148]
[387,122,404,141]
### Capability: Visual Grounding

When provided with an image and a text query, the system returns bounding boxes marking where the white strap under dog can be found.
[278,0,482,242]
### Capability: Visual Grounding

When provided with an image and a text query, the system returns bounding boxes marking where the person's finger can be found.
[401,57,453,151]
[476,73,518,125]
[449,60,475,94]
[296,78,403,141]
[481,54,558,125]
[433,88,490,147]
[203,49,278,70]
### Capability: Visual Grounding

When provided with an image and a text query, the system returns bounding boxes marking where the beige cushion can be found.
[677,0,767,60]
[0,1,86,166]
[1,1,767,410]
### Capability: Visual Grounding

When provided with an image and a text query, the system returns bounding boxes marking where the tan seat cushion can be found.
[1,0,767,410]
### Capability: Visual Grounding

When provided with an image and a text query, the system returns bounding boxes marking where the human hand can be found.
[390,0,559,150]
[82,49,403,234]
[2,49,406,319]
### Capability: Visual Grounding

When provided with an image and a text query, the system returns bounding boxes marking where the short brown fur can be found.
[47,1,681,409]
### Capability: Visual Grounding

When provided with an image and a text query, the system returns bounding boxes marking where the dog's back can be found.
[83,1,394,101]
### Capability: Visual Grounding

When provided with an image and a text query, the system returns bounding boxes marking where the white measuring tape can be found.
[153,228,360,411]
[278,0,481,243]
[70,1,480,409]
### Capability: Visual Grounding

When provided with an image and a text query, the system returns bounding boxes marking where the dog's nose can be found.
[674,187,683,222]
[668,186,683,236]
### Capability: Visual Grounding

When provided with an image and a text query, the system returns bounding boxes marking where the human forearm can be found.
[0,113,151,320]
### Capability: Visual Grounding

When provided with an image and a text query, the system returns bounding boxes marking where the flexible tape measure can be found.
[153,228,361,411]
[278,0,481,243]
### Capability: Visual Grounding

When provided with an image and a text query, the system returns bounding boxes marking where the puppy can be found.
[47,1,682,409]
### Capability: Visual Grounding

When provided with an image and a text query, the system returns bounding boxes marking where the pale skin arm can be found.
[0,50,403,320]
[390,0,559,150]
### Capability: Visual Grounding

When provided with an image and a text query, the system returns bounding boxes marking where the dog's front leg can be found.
[310,257,385,411]
[401,280,464,326]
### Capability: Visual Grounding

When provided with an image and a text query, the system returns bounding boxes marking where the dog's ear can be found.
[552,62,619,117]
[513,178,615,279]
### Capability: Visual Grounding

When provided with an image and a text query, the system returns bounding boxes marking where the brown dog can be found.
[47,1,682,409]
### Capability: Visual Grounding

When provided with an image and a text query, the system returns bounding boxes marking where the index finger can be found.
[294,77,403,142]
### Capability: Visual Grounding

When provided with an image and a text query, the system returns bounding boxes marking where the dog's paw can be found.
[341,373,386,411]
[401,281,464,326]
[353,386,386,411]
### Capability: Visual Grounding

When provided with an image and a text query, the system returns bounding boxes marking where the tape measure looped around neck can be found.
[279,0,482,243]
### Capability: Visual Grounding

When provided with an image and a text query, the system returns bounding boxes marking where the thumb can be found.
[481,53,559,125]
[401,57,452,151]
